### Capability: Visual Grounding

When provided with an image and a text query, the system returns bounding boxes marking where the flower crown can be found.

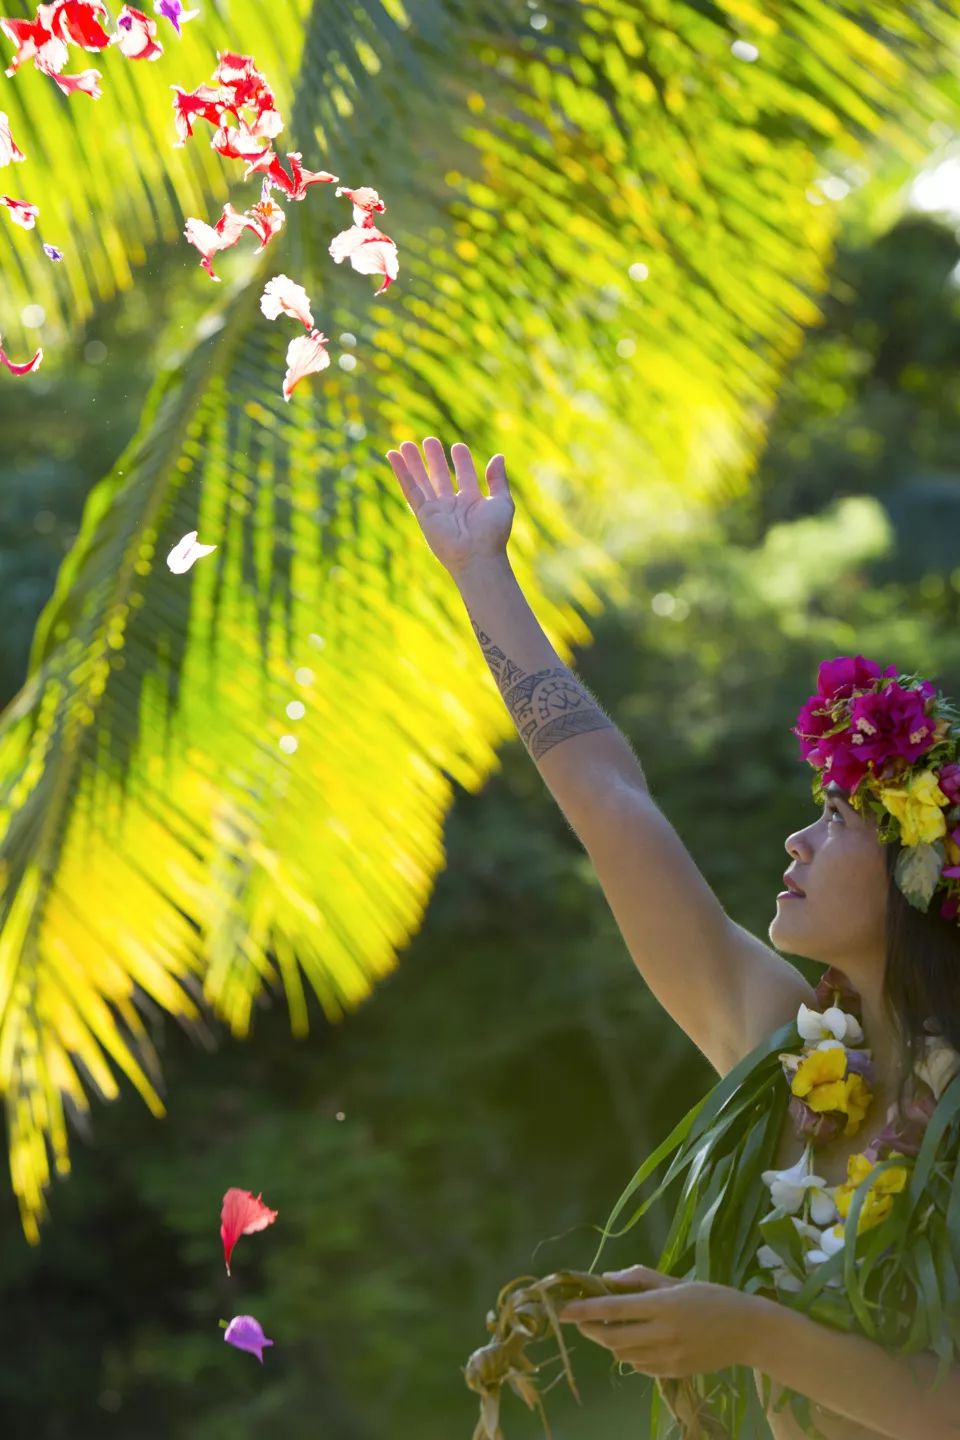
[791,655,960,924]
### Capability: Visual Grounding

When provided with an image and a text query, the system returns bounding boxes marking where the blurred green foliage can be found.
[2,205,960,1436]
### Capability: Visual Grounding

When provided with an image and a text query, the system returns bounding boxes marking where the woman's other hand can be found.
[385,437,515,576]
[557,1264,768,1379]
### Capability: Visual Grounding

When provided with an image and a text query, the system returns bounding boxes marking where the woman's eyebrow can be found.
[823,784,857,812]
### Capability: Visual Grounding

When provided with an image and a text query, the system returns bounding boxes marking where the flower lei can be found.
[753,966,960,1299]
[792,654,960,923]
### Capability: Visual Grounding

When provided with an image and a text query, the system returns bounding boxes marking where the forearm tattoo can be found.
[469,619,616,761]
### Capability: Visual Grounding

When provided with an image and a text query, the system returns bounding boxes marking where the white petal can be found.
[816,1037,845,1052]
[797,1003,826,1041]
[810,1188,839,1227]
[166,530,217,573]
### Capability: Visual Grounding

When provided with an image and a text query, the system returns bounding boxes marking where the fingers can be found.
[422,436,455,498]
[450,441,481,501]
[485,453,511,500]
[560,1295,657,1324]
[601,1265,677,1292]
[385,439,505,504]
[385,449,426,513]
[573,1320,656,1354]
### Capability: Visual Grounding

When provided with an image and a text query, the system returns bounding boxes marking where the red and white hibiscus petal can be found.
[166,529,217,574]
[335,184,385,227]
[0,112,25,165]
[45,64,101,96]
[183,214,240,280]
[0,333,42,376]
[114,5,163,59]
[1,194,39,229]
[0,16,54,76]
[50,0,111,50]
[220,1187,278,1275]
[328,223,398,294]
[243,180,284,251]
[211,121,270,164]
[283,329,330,402]
[246,100,282,140]
[267,151,338,201]
[171,83,225,144]
[260,274,314,329]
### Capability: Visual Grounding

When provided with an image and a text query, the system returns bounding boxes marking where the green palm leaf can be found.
[1,0,958,1240]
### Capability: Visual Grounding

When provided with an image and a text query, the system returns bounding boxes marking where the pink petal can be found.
[114,5,163,59]
[0,333,43,376]
[0,112,25,165]
[224,1314,274,1363]
[260,274,314,329]
[283,329,330,402]
[220,1188,278,1273]
[1,195,39,229]
[45,64,102,97]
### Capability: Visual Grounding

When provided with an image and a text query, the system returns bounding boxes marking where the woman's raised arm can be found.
[386,437,815,1074]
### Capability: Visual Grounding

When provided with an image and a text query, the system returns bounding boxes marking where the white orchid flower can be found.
[166,530,217,573]
[761,1147,830,1214]
[797,1001,864,1046]
[915,1034,960,1100]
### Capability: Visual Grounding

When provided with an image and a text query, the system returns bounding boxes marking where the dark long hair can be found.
[882,839,960,1109]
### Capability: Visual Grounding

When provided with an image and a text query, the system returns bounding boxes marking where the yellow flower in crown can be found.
[835,1152,909,1234]
[875,769,949,847]
[791,1047,872,1135]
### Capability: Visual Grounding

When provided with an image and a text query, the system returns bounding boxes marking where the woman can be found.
[385,437,960,1439]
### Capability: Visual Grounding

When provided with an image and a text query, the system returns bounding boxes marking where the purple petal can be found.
[43,243,64,262]
[224,1314,274,1363]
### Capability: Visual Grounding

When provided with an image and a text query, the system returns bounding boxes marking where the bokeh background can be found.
[2,2,960,1436]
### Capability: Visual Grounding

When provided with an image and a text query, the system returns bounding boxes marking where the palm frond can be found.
[1,0,959,1239]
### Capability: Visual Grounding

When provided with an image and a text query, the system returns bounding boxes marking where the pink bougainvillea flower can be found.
[0,112,25,165]
[283,329,330,402]
[166,530,217,573]
[260,274,314,329]
[1,195,39,229]
[224,1315,274,1363]
[0,333,43,376]
[154,0,198,34]
[247,149,337,199]
[220,1187,278,1274]
[328,223,398,295]
[114,5,162,60]
[43,242,64,260]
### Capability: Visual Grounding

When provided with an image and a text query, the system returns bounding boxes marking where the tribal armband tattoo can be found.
[469,619,615,761]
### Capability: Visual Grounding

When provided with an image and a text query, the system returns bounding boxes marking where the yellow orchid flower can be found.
[876,769,949,847]
[835,1152,909,1234]
[791,1046,846,1099]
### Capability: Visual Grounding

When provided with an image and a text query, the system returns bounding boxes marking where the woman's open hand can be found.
[385,437,515,576]
[557,1264,766,1380]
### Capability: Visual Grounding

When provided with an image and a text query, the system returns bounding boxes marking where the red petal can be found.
[51,0,112,50]
[0,335,43,375]
[220,1187,278,1274]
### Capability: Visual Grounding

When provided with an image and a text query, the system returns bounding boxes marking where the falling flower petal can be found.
[154,0,198,34]
[166,529,217,573]
[1,16,56,78]
[114,5,163,59]
[171,82,224,144]
[335,183,385,226]
[0,333,42,376]
[248,149,338,199]
[220,1187,278,1274]
[244,179,285,251]
[224,1315,274,1363]
[43,242,64,260]
[328,224,398,295]
[52,0,112,51]
[211,120,270,165]
[283,329,330,402]
[0,112,25,165]
[1,195,39,229]
[261,274,314,329]
[47,65,101,97]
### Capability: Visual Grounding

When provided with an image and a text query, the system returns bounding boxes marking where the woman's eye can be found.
[826,804,843,823]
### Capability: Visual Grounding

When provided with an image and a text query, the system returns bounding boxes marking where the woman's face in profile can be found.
[770,784,888,975]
